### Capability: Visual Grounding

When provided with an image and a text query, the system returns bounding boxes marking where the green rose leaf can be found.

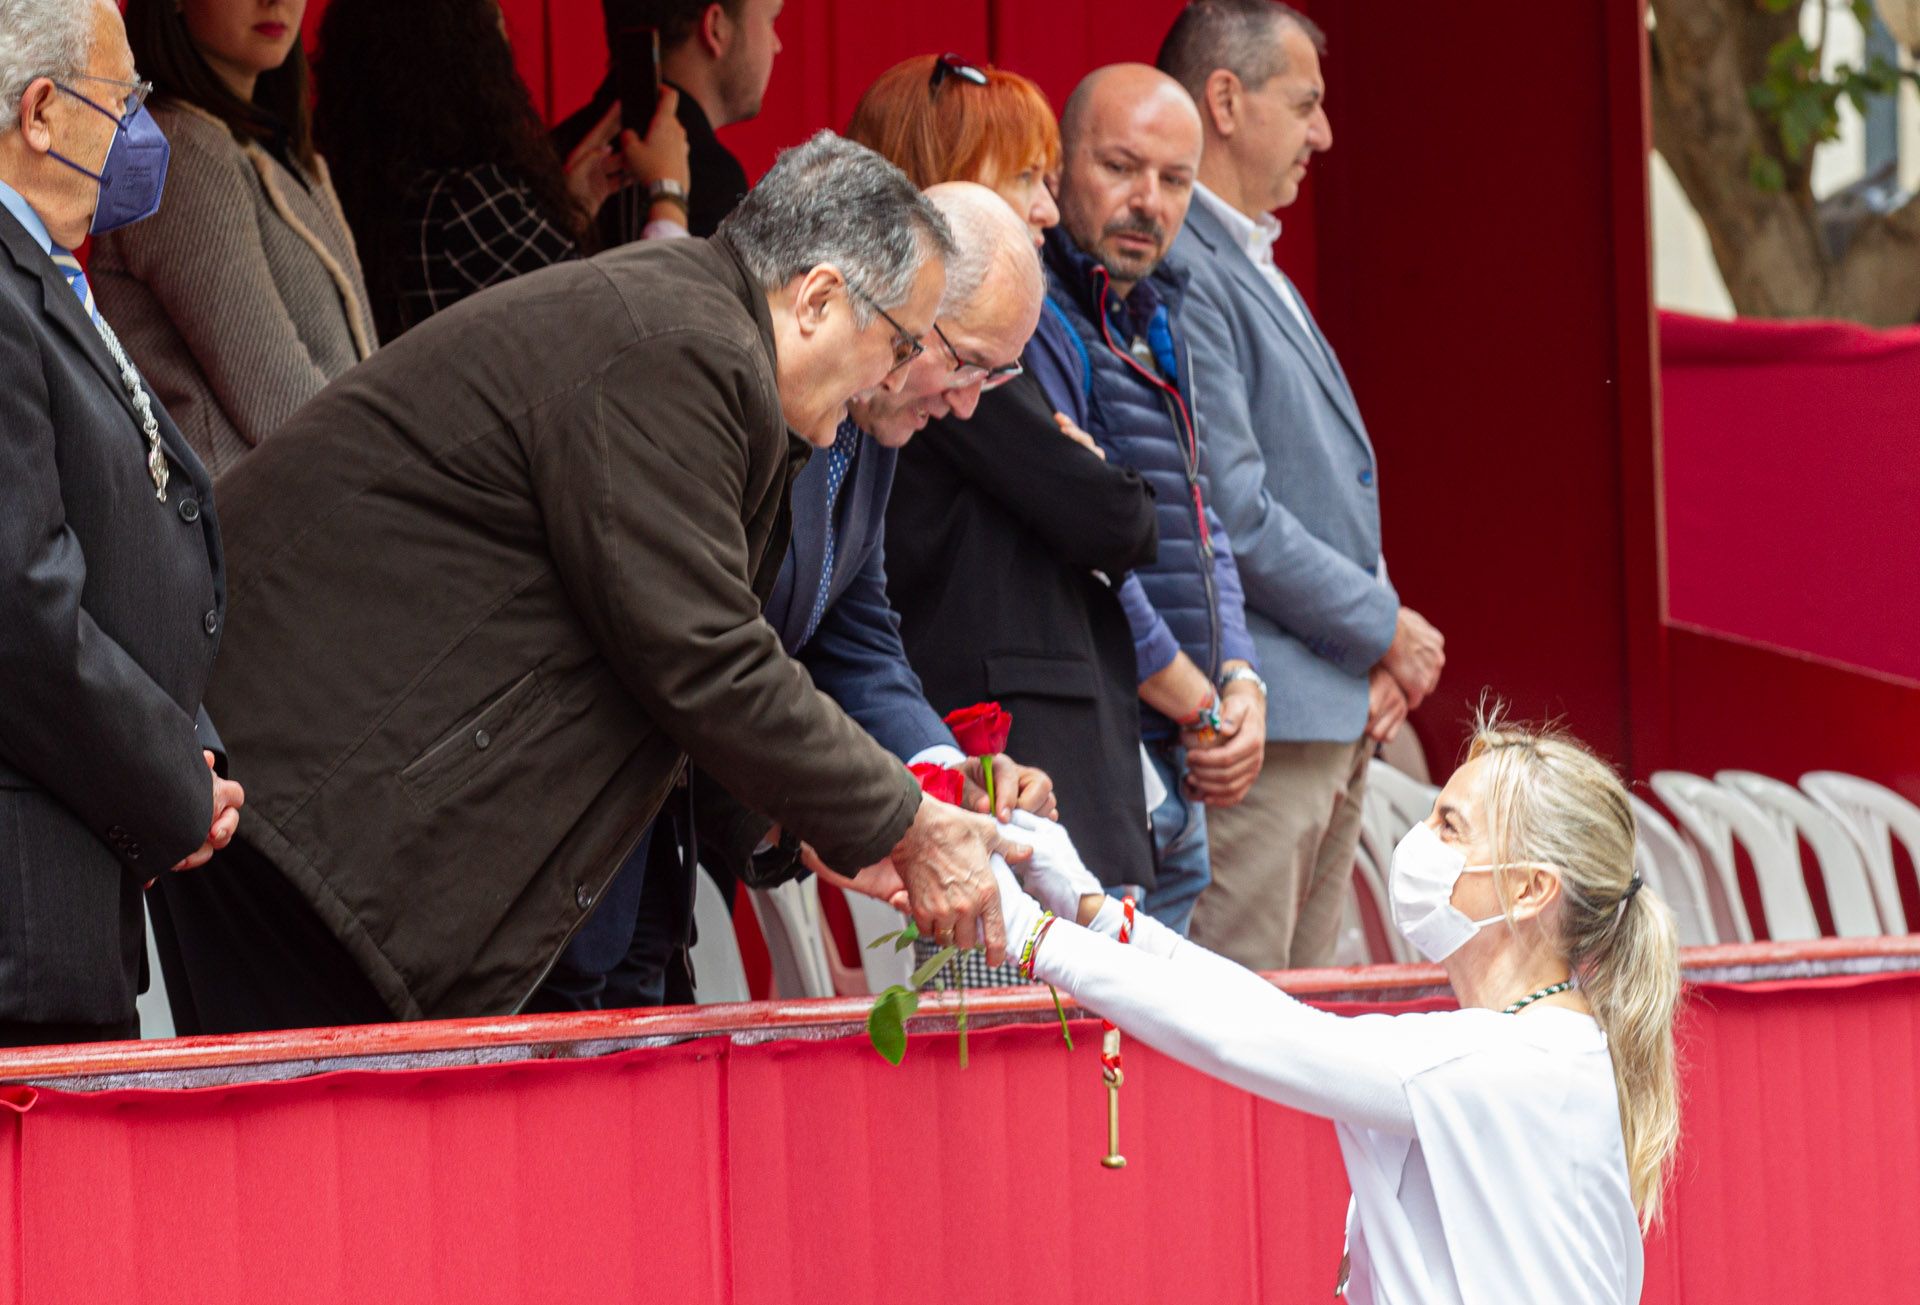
[867,985,920,1066]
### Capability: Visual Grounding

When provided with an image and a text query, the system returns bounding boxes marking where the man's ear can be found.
[18,78,59,153]
[791,264,843,339]
[1204,68,1241,139]
[699,1,734,61]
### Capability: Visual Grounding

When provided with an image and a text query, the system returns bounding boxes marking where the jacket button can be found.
[177,497,200,523]
[203,609,219,635]
[125,843,141,862]
[1358,469,1375,488]
[575,885,594,911]
[109,825,127,841]
[474,729,491,750]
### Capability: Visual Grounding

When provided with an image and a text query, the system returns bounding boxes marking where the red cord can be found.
[1101,895,1138,1080]
[1090,268,1212,549]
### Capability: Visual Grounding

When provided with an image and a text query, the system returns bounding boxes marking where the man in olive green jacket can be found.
[151,134,1022,1030]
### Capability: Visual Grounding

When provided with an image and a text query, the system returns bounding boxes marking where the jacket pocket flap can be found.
[400,669,550,808]
[984,653,1097,701]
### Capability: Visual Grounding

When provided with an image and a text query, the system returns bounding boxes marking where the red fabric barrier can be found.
[1660,311,1920,686]
[3,959,1918,1302]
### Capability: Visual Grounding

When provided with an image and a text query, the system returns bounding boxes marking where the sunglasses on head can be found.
[929,53,988,99]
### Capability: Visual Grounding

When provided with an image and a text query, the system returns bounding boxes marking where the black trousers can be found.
[527,793,699,1013]
[0,1017,139,1049]
[147,839,391,1036]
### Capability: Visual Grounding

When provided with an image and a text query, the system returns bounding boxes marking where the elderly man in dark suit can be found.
[0,0,242,1046]
[1159,2,1447,970]
[533,182,1058,1009]
[151,132,1027,1034]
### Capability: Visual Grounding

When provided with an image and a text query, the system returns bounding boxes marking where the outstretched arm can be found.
[992,835,1416,1134]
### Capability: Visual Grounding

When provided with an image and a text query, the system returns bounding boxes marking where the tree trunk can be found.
[1649,0,1920,325]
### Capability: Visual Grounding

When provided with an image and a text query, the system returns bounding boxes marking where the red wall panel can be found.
[1307,0,1655,770]
[4,970,1920,1302]
[1661,312,1920,686]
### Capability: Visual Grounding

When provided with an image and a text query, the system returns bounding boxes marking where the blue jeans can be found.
[1140,743,1209,936]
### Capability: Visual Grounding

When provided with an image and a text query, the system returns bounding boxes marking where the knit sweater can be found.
[90,99,375,478]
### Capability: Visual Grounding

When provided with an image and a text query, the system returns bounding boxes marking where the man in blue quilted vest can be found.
[1026,63,1264,936]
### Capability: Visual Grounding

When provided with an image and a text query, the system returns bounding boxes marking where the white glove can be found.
[990,854,1047,962]
[1002,809,1103,920]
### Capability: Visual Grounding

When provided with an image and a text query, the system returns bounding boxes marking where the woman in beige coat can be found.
[90,0,373,478]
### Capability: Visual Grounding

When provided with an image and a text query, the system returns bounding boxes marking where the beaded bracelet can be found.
[1019,913,1057,980]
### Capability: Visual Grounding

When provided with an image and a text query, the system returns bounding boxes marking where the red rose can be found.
[909,762,965,807]
[944,702,1012,757]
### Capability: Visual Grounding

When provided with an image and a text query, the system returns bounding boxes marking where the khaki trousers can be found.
[1191,737,1372,971]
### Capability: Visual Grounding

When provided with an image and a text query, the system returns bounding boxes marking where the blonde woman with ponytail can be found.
[985,712,1681,1303]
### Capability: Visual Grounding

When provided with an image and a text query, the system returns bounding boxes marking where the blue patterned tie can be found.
[801,420,862,646]
[49,246,102,326]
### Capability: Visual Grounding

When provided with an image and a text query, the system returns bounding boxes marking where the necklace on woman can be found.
[1503,979,1573,1015]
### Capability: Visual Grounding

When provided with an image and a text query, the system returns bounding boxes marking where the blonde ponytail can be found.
[1469,710,1683,1229]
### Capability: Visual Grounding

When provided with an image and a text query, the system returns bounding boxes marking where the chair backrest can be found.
[1351,828,1415,964]
[841,889,915,994]
[689,868,752,1004]
[1367,756,1443,836]
[1627,794,1719,948]
[747,878,836,999]
[1650,771,1815,941]
[1801,771,1920,935]
[1717,770,1883,938]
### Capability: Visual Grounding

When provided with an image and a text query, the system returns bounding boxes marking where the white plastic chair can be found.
[1716,770,1882,938]
[1367,756,1443,836]
[1650,771,1815,941]
[688,868,751,1004]
[747,877,836,998]
[137,905,174,1039]
[1351,830,1414,964]
[1801,772,1920,935]
[840,889,914,994]
[1628,794,1719,948]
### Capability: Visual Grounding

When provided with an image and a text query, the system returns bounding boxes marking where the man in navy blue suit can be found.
[532,183,1055,1010]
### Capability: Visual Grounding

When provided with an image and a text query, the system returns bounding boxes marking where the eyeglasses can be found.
[932,322,1023,392]
[59,72,153,119]
[848,285,926,374]
[928,53,988,100]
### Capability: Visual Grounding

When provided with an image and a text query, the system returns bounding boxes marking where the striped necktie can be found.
[48,246,102,327]
[801,420,862,647]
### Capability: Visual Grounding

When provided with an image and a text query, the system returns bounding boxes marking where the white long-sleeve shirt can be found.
[1036,916,1644,1304]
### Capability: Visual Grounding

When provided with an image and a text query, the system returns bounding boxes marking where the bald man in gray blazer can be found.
[1161,3,1445,969]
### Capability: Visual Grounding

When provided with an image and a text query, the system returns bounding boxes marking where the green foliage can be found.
[1746,1,1920,190]
[867,985,919,1066]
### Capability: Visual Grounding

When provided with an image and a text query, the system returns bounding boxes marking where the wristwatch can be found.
[646,178,690,212]
[1220,666,1268,698]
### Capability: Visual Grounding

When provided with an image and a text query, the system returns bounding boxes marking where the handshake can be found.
[821,809,1130,962]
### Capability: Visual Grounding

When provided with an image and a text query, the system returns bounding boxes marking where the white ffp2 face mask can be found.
[1388,820,1507,963]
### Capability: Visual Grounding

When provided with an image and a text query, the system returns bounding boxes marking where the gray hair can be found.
[720,130,956,328]
[1156,0,1326,103]
[926,183,1042,316]
[0,0,106,136]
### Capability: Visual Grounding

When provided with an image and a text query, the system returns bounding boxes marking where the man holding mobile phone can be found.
[559,0,785,241]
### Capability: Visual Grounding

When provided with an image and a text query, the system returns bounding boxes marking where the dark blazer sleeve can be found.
[529,327,922,873]
[0,294,212,867]
[798,523,955,762]
[916,378,1159,577]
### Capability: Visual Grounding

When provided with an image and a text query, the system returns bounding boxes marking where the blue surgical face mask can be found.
[48,84,170,235]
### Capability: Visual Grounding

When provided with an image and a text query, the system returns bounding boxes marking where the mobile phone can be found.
[612,25,662,132]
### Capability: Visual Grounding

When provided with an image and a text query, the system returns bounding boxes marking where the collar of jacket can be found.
[1042,223,1190,337]
[703,230,812,468]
